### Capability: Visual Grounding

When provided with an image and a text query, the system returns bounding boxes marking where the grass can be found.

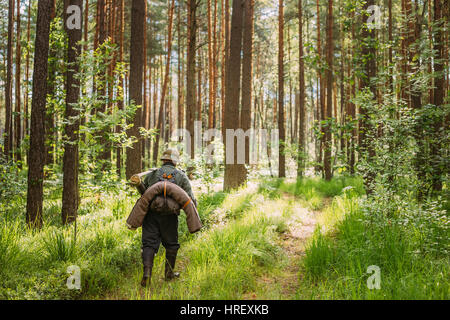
[0,188,141,299]
[1,173,447,300]
[297,189,450,300]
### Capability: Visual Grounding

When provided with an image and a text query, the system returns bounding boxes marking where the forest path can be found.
[242,193,321,299]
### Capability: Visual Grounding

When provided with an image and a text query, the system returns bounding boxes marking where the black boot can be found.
[141,247,155,287]
[165,249,180,281]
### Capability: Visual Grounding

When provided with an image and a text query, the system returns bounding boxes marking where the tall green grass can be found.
[42,230,77,263]
[298,191,449,299]
[0,188,141,299]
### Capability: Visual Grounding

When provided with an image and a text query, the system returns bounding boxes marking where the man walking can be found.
[140,149,197,287]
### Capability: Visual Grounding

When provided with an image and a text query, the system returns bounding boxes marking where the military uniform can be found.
[141,162,197,252]
[140,149,196,287]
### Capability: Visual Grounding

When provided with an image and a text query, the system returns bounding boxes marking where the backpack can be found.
[149,168,181,215]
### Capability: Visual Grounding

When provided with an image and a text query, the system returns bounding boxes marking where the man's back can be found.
[143,162,196,206]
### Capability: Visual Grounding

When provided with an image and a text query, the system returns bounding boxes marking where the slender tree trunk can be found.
[212,0,218,128]
[24,0,31,139]
[14,0,22,163]
[186,0,197,163]
[223,0,244,190]
[324,0,333,180]
[287,24,293,144]
[142,2,148,164]
[240,0,254,182]
[96,0,110,167]
[177,2,183,131]
[4,0,14,159]
[348,10,356,174]
[431,0,444,191]
[126,0,145,179]
[207,0,214,129]
[278,0,286,178]
[388,0,393,92]
[316,0,324,175]
[44,0,56,166]
[359,0,377,193]
[62,0,83,224]
[297,0,306,177]
[26,0,52,228]
[116,0,124,176]
[83,0,89,52]
[197,50,202,123]
[222,0,230,134]
[153,0,175,166]
[339,1,345,163]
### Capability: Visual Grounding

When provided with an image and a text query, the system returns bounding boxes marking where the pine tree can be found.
[126,0,145,179]
[62,0,83,225]
[26,0,53,228]
[223,0,244,190]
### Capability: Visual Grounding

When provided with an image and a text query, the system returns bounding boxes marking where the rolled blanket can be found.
[129,170,154,195]
[126,181,202,233]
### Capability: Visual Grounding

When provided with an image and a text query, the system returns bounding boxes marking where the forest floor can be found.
[3,174,447,300]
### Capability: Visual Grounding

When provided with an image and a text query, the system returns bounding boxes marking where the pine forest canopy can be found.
[0,0,448,228]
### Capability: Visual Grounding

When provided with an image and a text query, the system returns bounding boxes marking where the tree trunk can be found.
[223,0,244,190]
[207,0,214,130]
[431,0,444,191]
[126,0,145,179]
[324,0,333,181]
[388,0,393,92]
[359,0,377,193]
[212,0,218,128]
[186,0,197,162]
[278,0,286,178]
[44,0,56,167]
[26,0,52,228]
[297,0,306,177]
[177,2,184,132]
[116,0,125,177]
[97,0,112,167]
[62,0,83,225]
[348,10,356,174]
[222,0,230,135]
[142,1,148,164]
[315,0,324,175]
[24,0,32,139]
[14,0,22,163]
[240,0,254,182]
[4,0,14,159]
[153,0,175,166]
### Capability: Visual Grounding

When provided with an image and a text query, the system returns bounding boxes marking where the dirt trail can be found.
[243,193,321,299]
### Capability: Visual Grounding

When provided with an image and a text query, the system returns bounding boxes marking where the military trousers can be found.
[142,211,180,253]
